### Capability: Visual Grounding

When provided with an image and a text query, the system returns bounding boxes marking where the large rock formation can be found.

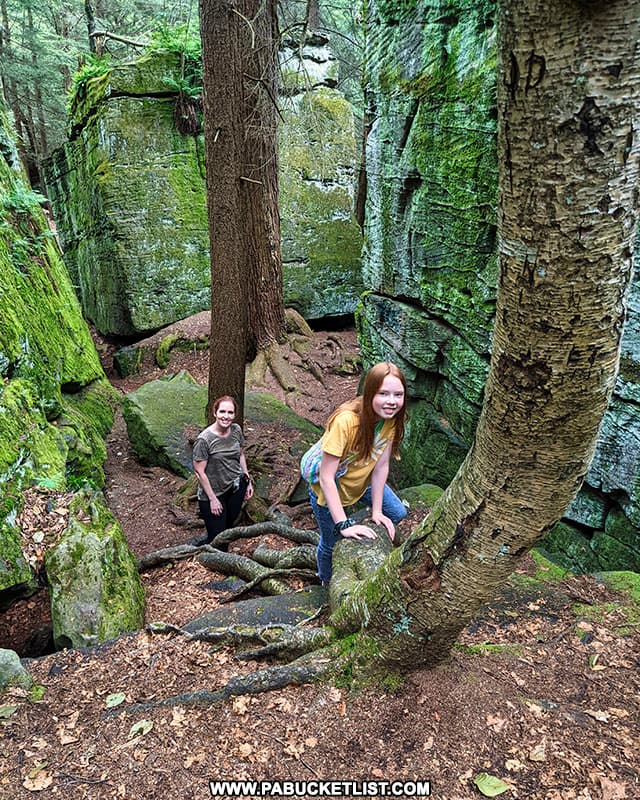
[46,42,362,336]
[279,35,363,318]
[359,0,640,572]
[46,52,210,336]
[0,98,143,648]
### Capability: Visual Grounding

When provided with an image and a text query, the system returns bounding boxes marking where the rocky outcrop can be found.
[279,36,363,318]
[45,491,144,649]
[46,42,361,336]
[0,97,120,597]
[46,52,210,336]
[359,0,640,572]
[0,98,143,652]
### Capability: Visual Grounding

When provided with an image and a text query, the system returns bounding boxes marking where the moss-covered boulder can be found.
[0,648,32,689]
[122,370,207,477]
[45,490,144,649]
[121,372,322,506]
[0,96,114,595]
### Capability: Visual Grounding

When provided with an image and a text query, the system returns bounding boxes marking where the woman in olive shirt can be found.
[192,395,253,546]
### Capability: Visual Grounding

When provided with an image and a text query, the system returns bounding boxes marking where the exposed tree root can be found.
[198,549,293,595]
[285,307,314,337]
[221,568,317,602]
[252,543,317,570]
[106,650,341,716]
[137,542,206,571]
[146,619,333,661]
[212,520,318,548]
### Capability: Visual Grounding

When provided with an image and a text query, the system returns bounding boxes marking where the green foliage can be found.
[67,55,112,112]
[147,24,202,94]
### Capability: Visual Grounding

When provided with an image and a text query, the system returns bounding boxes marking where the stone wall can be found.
[0,98,117,595]
[46,44,362,336]
[359,0,640,572]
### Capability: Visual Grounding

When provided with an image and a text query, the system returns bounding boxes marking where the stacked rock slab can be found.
[46,51,210,336]
[46,43,362,335]
[279,34,363,318]
[359,0,640,571]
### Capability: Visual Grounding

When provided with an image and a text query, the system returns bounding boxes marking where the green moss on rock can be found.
[45,489,144,649]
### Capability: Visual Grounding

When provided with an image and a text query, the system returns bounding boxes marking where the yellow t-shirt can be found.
[310,409,396,507]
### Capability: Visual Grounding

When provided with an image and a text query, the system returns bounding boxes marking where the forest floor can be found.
[1,325,639,800]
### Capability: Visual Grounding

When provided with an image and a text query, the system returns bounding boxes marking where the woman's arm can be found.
[319,453,376,541]
[369,444,395,540]
[239,449,254,499]
[193,459,223,515]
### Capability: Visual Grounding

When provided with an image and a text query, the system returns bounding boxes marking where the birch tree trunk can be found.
[332,0,640,675]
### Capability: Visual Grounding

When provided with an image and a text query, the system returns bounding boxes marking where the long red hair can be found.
[326,362,407,461]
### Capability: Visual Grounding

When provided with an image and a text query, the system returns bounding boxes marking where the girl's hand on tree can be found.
[341,524,377,541]
[209,496,222,515]
[371,512,396,541]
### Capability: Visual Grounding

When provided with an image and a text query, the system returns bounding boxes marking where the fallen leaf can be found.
[184,753,206,768]
[128,719,153,739]
[238,743,253,758]
[304,737,318,748]
[22,772,53,792]
[585,709,610,723]
[328,687,342,703]
[105,693,126,709]
[170,707,187,727]
[529,743,546,762]
[505,759,524,772]
[487,714,508,732]
[232,696,250,716]
[56,726,79,745]
[0,705,18,719]
[372,768,384,778]
[597,775,627,799]
[473,772,510,797]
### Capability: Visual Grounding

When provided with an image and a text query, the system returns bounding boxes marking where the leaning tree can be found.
[146,0,640,703]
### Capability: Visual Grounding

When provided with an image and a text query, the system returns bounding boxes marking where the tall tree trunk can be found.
[26,5,47,163]
[243,0,286,355]
[85,0,97,53]
[0,0,28,171]
[200,0,286,417]
[306,0,320,33]
[200,0,249,422]
[332,0,640,676]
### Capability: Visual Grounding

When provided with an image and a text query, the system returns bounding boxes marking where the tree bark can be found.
[331,0,640,676]
[200,0,286,419]
[200,0,249,421]
[243,0,286,356]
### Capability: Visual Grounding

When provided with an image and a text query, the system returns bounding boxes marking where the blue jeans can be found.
[309,483,407,583]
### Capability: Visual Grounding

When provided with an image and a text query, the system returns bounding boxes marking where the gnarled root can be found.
[108,646,343,715]
[198,549,293,595]
[252,543,317,570]
[212,520,318,548]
